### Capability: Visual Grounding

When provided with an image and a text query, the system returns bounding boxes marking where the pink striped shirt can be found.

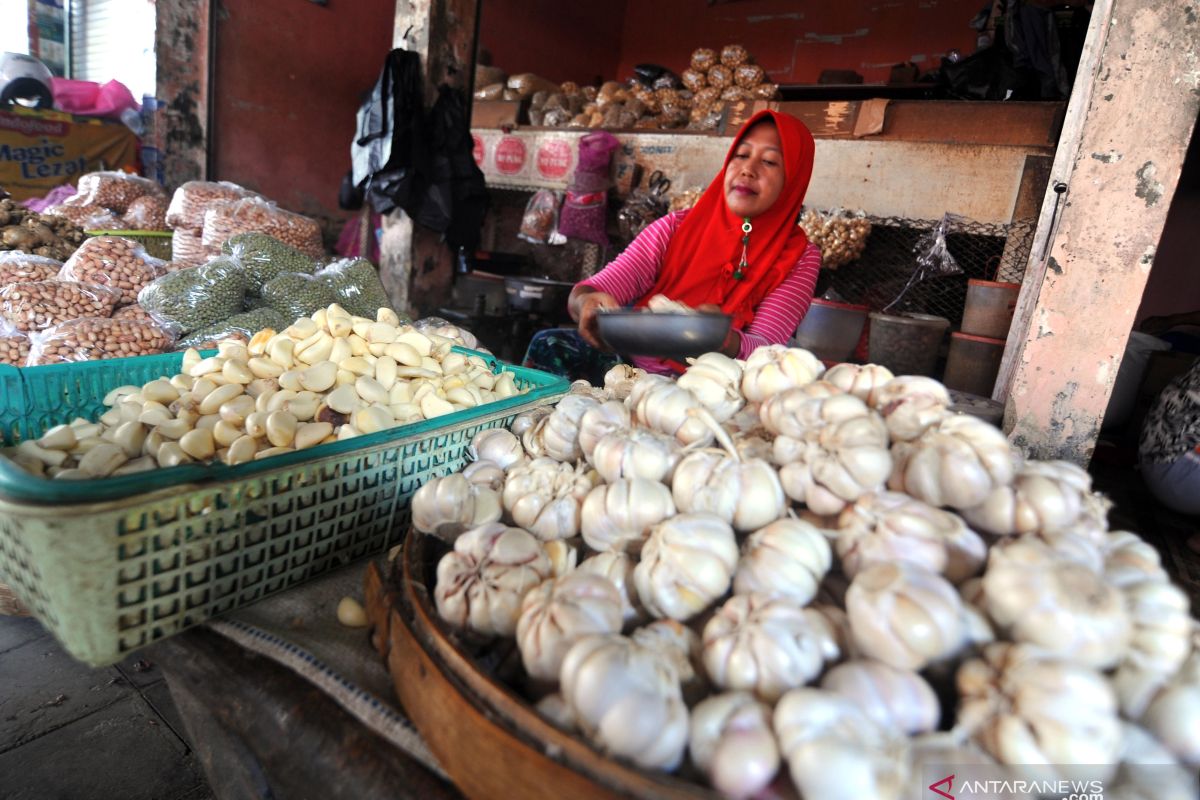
[580,210,822,370]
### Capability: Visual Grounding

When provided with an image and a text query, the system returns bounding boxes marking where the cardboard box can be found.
[471,99,527,129]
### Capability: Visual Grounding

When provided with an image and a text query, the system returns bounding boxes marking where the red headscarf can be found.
[635,110,815,332]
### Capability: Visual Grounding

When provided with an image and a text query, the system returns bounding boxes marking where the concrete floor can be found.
[0,613,213,800]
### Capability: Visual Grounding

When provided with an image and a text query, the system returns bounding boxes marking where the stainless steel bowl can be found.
[596,311,731,360]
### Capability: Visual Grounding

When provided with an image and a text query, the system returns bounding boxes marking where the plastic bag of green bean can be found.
[222,232,317,298]
[175,308,292,349]
[137,256,248,335]
[316,258,395,319]
[260,272,337,321]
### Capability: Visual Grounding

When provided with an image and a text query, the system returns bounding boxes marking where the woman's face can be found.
[723,120,785,219]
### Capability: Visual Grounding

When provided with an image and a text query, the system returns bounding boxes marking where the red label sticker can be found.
[494,136,526,176]
[535,139,572,180]
[472,134,485,167]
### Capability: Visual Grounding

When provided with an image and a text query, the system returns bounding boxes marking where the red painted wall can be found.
[211,0,395,220]
[478,0,628,86]
[479,0,983,87]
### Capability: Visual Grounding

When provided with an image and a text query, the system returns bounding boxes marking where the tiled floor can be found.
[0,613,212,800]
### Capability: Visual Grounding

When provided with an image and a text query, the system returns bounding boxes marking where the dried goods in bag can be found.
[260,271,337,320]
[221,232,318,297]
[69,170,165,214]
[175,308,291,349]
[58,236,169,305]
[26,316,175,365]
[720,44,749,67]
[0,280,120,332]
[201,197,324,259]
[171,228,208,267]
[44,204,122,231]
[137,257,248,334]
[122,195,169,231]
[0,252,62,285]
[0,316,29,366]
[690,48,718,72]
[518,190,561,245]
[165,180,260,231]
[317,258,396,319]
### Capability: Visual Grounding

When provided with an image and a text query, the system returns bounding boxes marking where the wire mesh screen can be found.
[824,216,1036,328]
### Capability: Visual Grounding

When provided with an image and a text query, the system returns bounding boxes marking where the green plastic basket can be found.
[0,348,567,665]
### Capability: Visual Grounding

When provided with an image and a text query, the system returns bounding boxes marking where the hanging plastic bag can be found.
[518,190,561,245]
[883,213,965,312]
[617,169,671,242]
[558,131,620,247]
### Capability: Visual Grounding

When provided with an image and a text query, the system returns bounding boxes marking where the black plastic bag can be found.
[351,48,427,217]
[414,85,489,253]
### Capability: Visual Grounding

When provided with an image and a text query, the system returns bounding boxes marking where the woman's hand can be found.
[571,288,619,350]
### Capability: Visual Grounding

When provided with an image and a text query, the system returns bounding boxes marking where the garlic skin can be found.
[960,459,1092,536]
[956,642,1122,782]
[671,449,785,533]
[836,491,986,583]
[580,478,675,553]
[733,518,832,605]
[634,513,739,621]
[603,363,645,401]
[677,352,745,422]
[577,550,641,623]
[823,363,894,406]
[588,427,680,484]
[702,594,834,701]
[502,457,598,541]
[560,634,690,771]
[739,345,825,404]
[846,562,964,670]
[434,523,554,637]
[516,572,624,681]
[632,619,705,698]
[889,415,1016,510]
[538,393,600,463]
[461,458,506,491]
[773,688,908,800]
[567,378,610,402]
[469,427,526,470]
[981,537,1130,669]
[542,539,578,578]
[576,400,630,461]
[871,376,951,442]
[688,692,779,799]
[411,472,502,542]
[510,405,552,438]
[628,373,716,447]
[819,659,940,734]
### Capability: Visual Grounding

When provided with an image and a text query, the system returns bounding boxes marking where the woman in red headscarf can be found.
[564,109,820,375]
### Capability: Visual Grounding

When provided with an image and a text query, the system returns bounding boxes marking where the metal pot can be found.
[504,276,575,316]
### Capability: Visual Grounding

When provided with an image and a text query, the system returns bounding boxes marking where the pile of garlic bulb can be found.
[5,303,527,479]
[798,208,872,270]
[416,348,1199,799]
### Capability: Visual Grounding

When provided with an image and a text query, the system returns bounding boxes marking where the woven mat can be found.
[206,561,446,779]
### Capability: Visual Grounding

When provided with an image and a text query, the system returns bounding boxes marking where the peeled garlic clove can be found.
[326,384,361,415]
[265,411,298,448]
[374,356,398,391]
[248,356,284,379]
[355,405,394,434]
[286,318,319,340]
[17,440,69,467]
[179,428,216,461]
[295,422,334,450]
[300,361,338,393]
[213,420,242,448]
[248,328,274,356]
[225,435,258,466]
[420,393,455,419]
[188,355,225,378]
[141,379,180,406]
[112,421,148,458]
[36,424,77,451]
[221,360,253,385]
[255,446,294,460]
[397,331,432,356]
[337,596,369,627]
[156,418,191,440]
[245,411,269,439]
[199,383,244,416]
[355,375,389,405]
[78,443,129,477]
[328,337,352,365]
[181,348,202,374]
[296,333,334,364]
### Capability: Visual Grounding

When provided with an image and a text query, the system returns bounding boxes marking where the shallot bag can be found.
[558,131,620,247]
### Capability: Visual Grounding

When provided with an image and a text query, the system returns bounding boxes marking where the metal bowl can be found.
[596,311,732,360]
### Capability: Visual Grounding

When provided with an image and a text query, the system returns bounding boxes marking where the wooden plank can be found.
[470,99,526,128]
[877,101,1064,147]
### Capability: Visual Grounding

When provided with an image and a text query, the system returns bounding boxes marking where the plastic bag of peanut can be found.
[70,171,166,215]
[201,198,324,259]
[58,236,170,306]
[165,180,260,232]
[0,252,62,285]
[44,203,122,231]
[0,280,121,333]
[122,195,170,231]
[26,316,176,365]
[172,228,209,267]
[0,317,29,366]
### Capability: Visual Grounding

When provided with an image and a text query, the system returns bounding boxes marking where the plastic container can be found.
[867,312,950,376]
[0,348,567,666]
[792,298,869,363]
[942,331,1006,396]
[961,279,1020,339]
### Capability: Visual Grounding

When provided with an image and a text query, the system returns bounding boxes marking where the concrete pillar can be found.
[155,0,212,187]
[380,0,478,318]
[997,0,1200,462]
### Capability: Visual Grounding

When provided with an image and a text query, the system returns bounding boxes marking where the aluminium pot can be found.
[504,276,575,316]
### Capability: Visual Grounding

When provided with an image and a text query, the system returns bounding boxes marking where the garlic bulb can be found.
[634,513,739,621]
[603,363,644,401]
[1105,529,1169,586]
[559,634,689,770]
[567,378,610,402]
[516,572,624,681]
[542,539,577,578]
[889,415,1016,510]
[537,393,600,462]
[534,692,577,731]
[1112,723,1199,800]
[981,537,1130,669]
[677,352,745,422]
[845,562,965,670]
[502,457,598,541]
[588,428,680,484]
[836,491,986,583]
[763,391,892,515]
[577,550,641,623]
[434,522,554,636]
[1142,682,1200,767]
[628,374,717,447]
[871,375,950,442]
[823,363,894,406]
[730,433,772,462]
[469,427,526,470]
[819,659,940,734]
[957,642,1122,782]
[411,472,502,542]
[632,619,704,696]
[580,478,675,553]
[702,594,834,701]
[773,688,908,800]
[671,448,785,533]
[805,602,859,662]
[733,518,832,605]
[739,345,825,404]
[576,400,630,461]
[461,458,506,491]
[1111,579,1194,716]
[960,459,1092,536]
[688,692,779,799]
[510,405,551,438]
